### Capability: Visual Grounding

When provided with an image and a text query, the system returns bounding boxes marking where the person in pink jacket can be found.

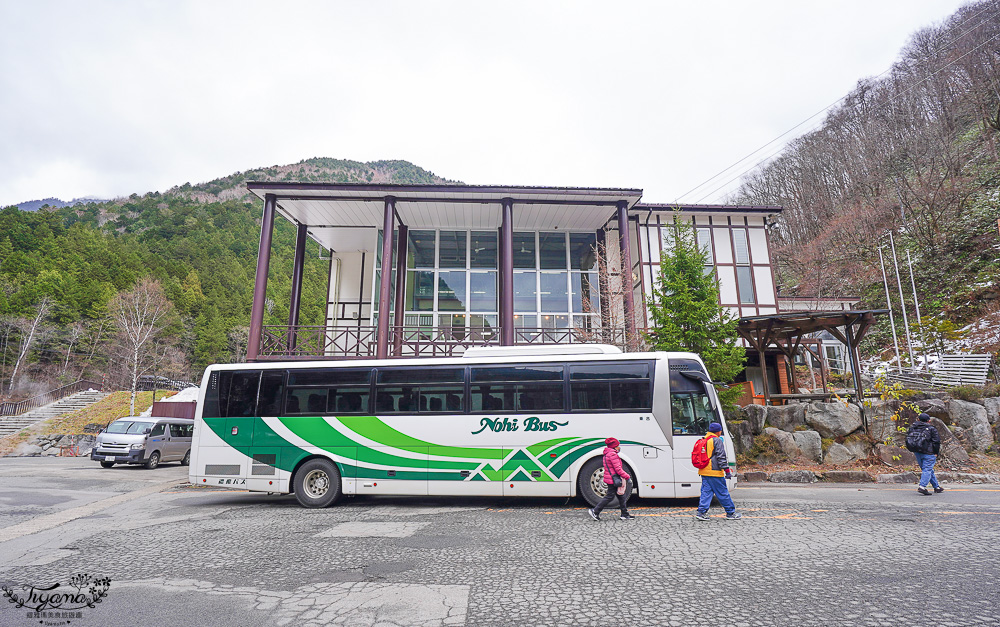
[587,437,634,521]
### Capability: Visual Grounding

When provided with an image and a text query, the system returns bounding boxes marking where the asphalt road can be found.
[1,458,998,626]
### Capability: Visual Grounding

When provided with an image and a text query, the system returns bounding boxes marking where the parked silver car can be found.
[90,417,194,469]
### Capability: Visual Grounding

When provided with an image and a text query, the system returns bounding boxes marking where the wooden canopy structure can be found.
[736,310,888,425]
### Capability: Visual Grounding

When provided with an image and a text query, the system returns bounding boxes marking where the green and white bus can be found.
[189,345,736,508]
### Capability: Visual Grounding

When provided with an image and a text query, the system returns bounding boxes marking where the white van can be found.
[91,417,194,469]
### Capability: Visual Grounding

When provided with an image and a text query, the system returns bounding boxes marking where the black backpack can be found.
[906,425,933,454]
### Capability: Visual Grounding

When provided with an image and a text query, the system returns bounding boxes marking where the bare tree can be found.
[108,278,174,415]
[573,234,644,352]
[228,326,249,363]
[8,297,53,391]
[61,322,86,378]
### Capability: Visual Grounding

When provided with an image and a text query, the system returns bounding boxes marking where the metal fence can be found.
[259,324,649,359]
[0,379,106,417]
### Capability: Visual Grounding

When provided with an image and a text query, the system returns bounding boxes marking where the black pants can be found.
[593,482,630,516]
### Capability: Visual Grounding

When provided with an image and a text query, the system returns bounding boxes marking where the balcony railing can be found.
[258,325,649,360]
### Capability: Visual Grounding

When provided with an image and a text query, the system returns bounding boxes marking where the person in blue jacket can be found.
[695,422,741,521]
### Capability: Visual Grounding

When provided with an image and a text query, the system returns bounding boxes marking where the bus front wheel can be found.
[294,458,342,508]
[578,457,634,507]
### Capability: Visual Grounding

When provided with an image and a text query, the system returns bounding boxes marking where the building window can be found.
[375,230,598,333]
[732,228,754,304]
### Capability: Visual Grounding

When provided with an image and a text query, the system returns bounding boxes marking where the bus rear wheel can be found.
[294,458,342,508]
[578,457,635,507]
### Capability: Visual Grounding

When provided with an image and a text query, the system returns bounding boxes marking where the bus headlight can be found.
[130,443,144,450]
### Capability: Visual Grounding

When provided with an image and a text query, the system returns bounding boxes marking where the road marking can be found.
[0,478,183,544]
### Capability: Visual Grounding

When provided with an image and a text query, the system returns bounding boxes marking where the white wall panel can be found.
[717,266,737,304]
[748,228,770,264]
[753,265,776,305]
[713,229,733,264]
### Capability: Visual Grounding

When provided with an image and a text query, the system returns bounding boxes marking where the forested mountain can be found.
[0,158,457,394]
[735,1,1000,353]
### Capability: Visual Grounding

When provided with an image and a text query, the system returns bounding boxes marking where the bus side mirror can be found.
[144,428,152,434]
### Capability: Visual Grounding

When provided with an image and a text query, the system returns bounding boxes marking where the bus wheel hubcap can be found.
[591,470,607,497]
[304,470,330,498]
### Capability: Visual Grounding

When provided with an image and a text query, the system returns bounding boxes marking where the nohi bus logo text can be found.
[472,417,569,434]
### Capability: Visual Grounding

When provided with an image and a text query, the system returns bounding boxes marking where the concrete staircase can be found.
[0,390,110,438]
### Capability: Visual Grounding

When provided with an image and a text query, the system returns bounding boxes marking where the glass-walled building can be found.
[240,183,782,361]
[373,229,600,340]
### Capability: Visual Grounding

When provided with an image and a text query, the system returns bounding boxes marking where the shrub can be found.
[739,433,786,465]
[950,385,984,402]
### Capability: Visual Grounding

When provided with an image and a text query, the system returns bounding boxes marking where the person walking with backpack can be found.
[587,437,634,521]
[694,422,741,521]
[906,413,943,496]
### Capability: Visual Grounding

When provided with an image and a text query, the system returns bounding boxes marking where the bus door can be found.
[667,361,718,499]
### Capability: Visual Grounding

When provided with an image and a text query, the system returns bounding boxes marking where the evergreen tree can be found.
[645,211,745,399]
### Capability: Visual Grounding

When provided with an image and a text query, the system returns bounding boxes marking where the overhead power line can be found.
[675,2,1000,204]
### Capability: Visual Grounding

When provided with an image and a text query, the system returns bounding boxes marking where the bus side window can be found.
[569,362,651,412]
[471,365,564,413]
[203,371,228,418]
[375,367,464,414]
[257,371,285,417]
[226,371,262,417]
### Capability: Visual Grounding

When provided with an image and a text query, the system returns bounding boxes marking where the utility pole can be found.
[888,233,915,370]
[878,246,902,373]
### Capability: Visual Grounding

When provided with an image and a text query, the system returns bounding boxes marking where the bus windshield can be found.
[669,368,716,435]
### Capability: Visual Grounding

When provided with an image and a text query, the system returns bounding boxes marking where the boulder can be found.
[928,417,970,464]
[74,435,96,456]
[842,437,873,461]
[740,471,769,483]
[948,399,994,452]
[42,447,60,456]
[983,397,1000,424]
[763,427,800,459]
[821,470,874,483]
[876,472,920,484]
[806,401,863,438]
[743,405,767,435]
[766,404,807,432]
[876,444,916,466]
[917,398,948,420]
[729,420,756,456]
[823,443,854,466]
[14,443,43,457]
[865,401,900,441]
[769,470,817,483]
[792,430,823,463]
[83,423,104,434]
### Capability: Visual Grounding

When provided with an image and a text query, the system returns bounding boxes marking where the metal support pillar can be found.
[844,320,868,432]
[500,198,514,346]
[376,197,396,359]
[247,193,276,361]
[392,224,408,355]
[287,222,308,351]
[617,201,635,347]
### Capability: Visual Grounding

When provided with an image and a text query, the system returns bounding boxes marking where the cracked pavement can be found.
[1,458,999,626]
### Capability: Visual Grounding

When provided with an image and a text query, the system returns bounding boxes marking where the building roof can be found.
[633,203,782,215]
[246,182,644,253]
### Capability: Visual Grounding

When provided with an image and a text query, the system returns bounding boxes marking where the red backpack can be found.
[691,436,711,469]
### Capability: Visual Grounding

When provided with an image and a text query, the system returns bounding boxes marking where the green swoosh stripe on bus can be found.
[281,417,478,471]
[338,415,505,459]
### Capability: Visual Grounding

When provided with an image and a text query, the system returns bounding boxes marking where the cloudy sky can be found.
[0,1,970,207]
